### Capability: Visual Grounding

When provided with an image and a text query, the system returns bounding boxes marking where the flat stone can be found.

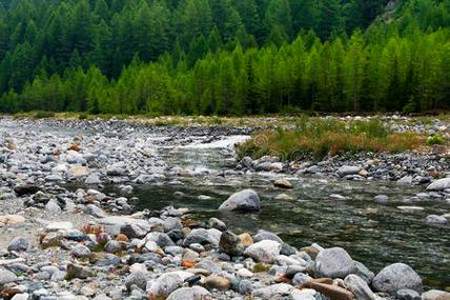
[427,178,450,191]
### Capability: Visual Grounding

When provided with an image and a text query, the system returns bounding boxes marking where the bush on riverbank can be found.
[237,118,424,160]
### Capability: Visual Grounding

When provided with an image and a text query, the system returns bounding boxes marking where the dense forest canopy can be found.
[0,0,448,114]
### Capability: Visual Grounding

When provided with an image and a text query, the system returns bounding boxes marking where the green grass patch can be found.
[237,118,425,160]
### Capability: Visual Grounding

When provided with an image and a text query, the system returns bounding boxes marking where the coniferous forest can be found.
[0,0,448,115]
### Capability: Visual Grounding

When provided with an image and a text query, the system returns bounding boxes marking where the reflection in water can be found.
[130,141,449,290]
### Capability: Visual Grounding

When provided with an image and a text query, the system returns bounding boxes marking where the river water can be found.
[130,135,450,290]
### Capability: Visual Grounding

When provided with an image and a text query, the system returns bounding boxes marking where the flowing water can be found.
[129,135,450,290]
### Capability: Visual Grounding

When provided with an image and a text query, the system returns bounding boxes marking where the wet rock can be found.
[344,274,376,300]
[7,237,29,252]
[218,189,261,212]
[275,193,294,201]
[219,230,244,257]
[274,178,293,189]
[166,286,210,300]
[244,240,282,263]
[372,263,422,294]
[204,275,231,290]
[314,247,357,278]
[427,178,450,191]
[374,195,389,205]
[425,215,448,225]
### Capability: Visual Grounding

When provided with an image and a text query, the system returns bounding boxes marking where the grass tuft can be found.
[237,118,424,160]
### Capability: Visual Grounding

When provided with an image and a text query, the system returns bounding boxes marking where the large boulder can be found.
[244,240,281,263]
[314,247,357,278]
[372,263,422,294]
[218,189,261,212]
[426,178,450,191]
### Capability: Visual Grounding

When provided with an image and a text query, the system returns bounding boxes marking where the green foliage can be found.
[33,111,55,119]
[426,134,446,145]
[0,0,447,115]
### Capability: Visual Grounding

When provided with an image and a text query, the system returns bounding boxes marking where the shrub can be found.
[426,134,446,145]
[33,111,55,119]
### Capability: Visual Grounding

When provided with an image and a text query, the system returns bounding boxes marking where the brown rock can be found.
[0,215,25,226]
[239,233,253,247]
[303,281,354,300]
[274,179,293,189]
[204,275,231,291]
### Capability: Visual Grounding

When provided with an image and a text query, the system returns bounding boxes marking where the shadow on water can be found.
[131,177,450,290]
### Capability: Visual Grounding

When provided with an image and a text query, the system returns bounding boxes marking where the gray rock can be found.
[66,263,95,280]
[252,283,294,298]
[372,263,422,294]
[166,286,210,300]
[374,195,389,205]
[85,173,101,184]
[121,223,148,239]
[0,268,17,284]
[184,228,216,246]
[147,271,192,298]
[218,189,261,212]
[104,240,122,253]
[209,217,227,231]
[344,274,376,300]
[396,289,421,300]
[45,199,62,214]
[426,178,450,191]
[337,166,361,177]
[292,273,312,286]
[314,247,357,278]
[239,279,254,295]
[70,244,91,258]
[425,215,448,225]
[253,229,283,243]
[125,271,147,291]
[244,240,282,263]
[145,232,175,248]
[106,162,127,176]
[85,204,107,218]
[7,237,29,252]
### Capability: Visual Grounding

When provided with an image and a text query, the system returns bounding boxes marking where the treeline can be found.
[0,0,449,114]
[0,0,395,93]
[1,27,448,114]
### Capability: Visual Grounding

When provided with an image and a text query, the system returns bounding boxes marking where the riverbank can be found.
[0,116,449,299]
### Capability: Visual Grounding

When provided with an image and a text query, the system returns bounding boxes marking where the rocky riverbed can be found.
[0,116,449,300]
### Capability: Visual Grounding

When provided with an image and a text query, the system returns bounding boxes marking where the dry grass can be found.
[237,118,425,160]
